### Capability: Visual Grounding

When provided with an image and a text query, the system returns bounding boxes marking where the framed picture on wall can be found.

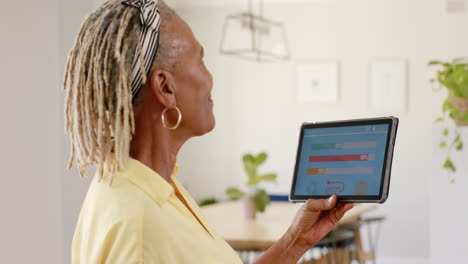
[368,58,408,113]
[295,61,339,103]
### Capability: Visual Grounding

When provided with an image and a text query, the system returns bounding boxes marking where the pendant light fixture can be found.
[219,0,290,63]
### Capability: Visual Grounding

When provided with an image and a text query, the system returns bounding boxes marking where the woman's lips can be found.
[208,96,213,103]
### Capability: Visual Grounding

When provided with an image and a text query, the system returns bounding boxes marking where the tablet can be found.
[289,117,398,203]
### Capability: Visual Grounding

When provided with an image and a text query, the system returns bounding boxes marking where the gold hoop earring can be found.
[161,106,182,130]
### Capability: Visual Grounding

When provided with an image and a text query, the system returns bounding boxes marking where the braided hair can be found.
[63,0,176,182]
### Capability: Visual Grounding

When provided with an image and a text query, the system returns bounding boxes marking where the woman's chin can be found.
[202,118,216,135]
[191,118,216,137]
[207,118,216,133]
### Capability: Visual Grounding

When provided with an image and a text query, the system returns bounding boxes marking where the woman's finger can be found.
[333,203,355,220]
[305,195,337,212]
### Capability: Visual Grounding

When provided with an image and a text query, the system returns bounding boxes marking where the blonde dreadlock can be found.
[63,0,176,182]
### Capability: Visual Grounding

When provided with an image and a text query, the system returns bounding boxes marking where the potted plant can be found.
[429,58,468,181]
[225,152,277,220]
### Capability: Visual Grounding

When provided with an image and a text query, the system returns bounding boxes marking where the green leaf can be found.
[438,72,451,90]
[449,111,459,120]
[459,72,468,97]
[451,66,468,96]
[255,152,267,165]
[252,189,270,213]
[442,128,449,136]
[440,141,447,148]
[244,166,256,180]
[462,112,468,122]
[242,154,257,179]
[198,197,219,207]
[247,173,277,185]
[443,159,456,173]
[450,178,456,183]
[432,59,468,100]
[259,173,277,181]
[242,154,255,164]
[226,187,246,200]
[442,100,459,120]
[456,141,463,151]
[453,57,468,64]
[428,60,444,66]
[435,117,444,123]
[442,100,459,119]
[442,100,451,113]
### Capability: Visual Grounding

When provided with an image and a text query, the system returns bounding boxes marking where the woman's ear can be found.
[147,68,177,107]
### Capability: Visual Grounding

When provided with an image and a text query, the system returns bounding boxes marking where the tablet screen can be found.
[293,124,390,197]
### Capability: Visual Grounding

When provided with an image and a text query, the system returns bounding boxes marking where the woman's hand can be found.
[254,195,354,264]
[288,195,355,247]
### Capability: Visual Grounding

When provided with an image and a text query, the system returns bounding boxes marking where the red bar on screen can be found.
[309,154,374,162]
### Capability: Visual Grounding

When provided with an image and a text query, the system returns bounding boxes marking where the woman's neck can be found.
[129,102,188,183]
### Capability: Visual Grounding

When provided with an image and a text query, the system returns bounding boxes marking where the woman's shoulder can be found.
[80,170,147,222]
[72,174,146,264]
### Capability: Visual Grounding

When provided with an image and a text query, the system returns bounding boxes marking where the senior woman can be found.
[64,0,354,263]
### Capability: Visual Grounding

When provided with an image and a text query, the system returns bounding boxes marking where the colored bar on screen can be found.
[343,141,376,149]
[307,167,373,175]
[310,143,337,150]
[309,154,375,162]
[307,168,327,175]
[311,141,376,150]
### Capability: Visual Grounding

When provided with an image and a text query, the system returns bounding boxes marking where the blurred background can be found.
[1,0,467,263]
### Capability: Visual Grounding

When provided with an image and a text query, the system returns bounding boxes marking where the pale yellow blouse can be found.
[72,158,243,264]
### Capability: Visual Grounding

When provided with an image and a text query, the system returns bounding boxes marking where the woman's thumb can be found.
[305,195,337,211]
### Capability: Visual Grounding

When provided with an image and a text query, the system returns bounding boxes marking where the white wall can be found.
[0,0,95,263]
[0,0,62,263]
[431,127,468,264]
[59,1,94,264]
[175,0,468,262]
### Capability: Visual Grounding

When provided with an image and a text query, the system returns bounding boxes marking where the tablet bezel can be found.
[289,117,398,203]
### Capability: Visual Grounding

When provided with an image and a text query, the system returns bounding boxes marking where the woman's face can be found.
[169,18,215,136]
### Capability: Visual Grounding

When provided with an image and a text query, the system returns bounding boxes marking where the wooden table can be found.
[202,201,378,251]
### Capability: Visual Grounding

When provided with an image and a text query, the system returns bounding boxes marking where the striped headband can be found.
[122,0,161,98]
